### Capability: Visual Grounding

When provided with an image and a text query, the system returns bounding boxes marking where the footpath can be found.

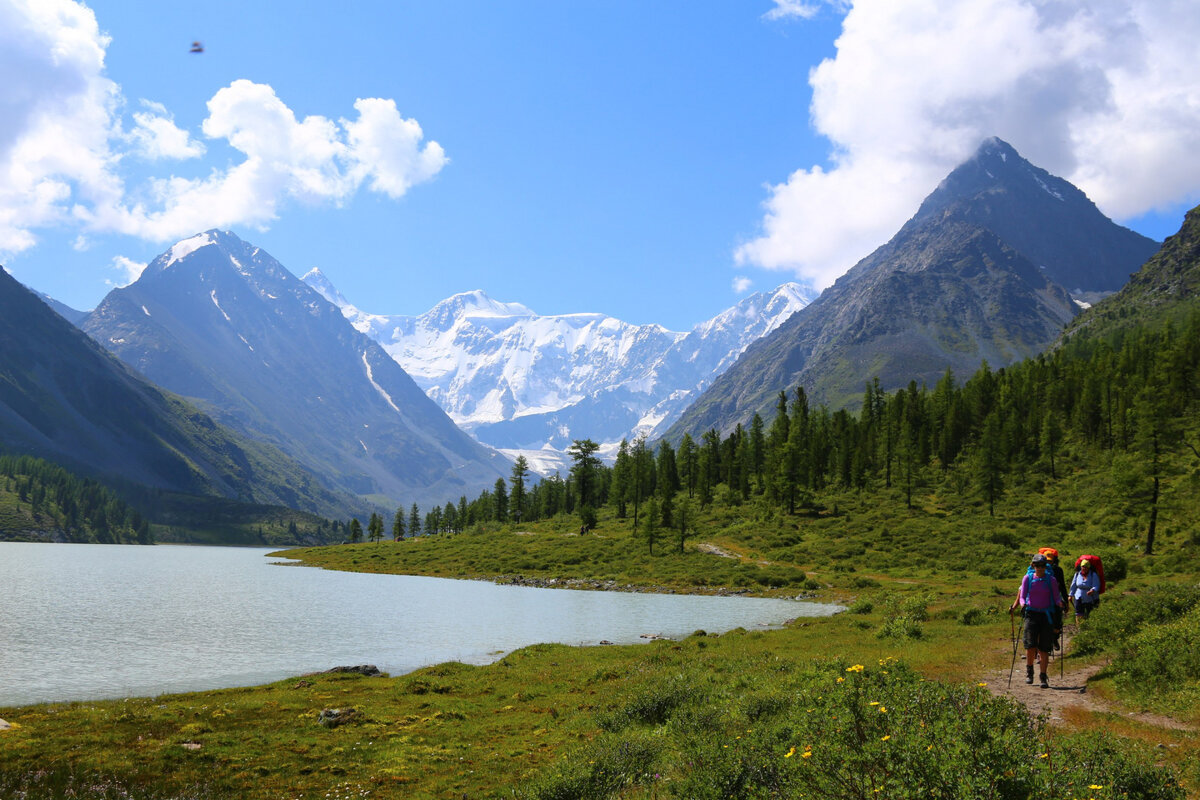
[986,628,1192,732]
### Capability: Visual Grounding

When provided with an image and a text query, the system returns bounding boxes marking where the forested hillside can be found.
[0,454,151,544]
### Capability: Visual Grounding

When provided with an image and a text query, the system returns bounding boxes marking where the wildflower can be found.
[1038,753,1049,759]
[837,677,845,683]
[785,747,796,758]
[1089,786,1105,790]
[977,682,988,687]
[881,735,891,741]
[869,701,880,706]
[802,751,813,758]
[879,706,887,713]
[846,664,865,672]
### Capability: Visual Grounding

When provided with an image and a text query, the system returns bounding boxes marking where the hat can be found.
[1080,559,1090,568]
[1038,547,1059,561]
[1031,554,1049,567]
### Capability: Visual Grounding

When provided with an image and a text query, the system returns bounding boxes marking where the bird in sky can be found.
[189,41,203,54]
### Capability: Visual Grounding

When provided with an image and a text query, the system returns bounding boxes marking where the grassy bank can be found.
[3,472,1198,798]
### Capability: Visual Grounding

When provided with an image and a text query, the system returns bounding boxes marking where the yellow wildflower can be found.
[785,747,796,758]
[1089,786,1104,790]
[837,677,845,683]
[879,706,887,713]
[977,682,988,687]
[869,701,880,706]
[802,751,813,758]
[846,664,865,673]
[881,735,891,741]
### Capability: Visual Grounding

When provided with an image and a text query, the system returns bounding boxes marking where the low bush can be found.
[1073,584,1200,657]
[520,658,1186,799]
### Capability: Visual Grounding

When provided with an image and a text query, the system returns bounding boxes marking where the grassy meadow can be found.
[3,455,1198,798]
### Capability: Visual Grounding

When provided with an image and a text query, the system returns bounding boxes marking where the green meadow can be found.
[3,467,1198,799]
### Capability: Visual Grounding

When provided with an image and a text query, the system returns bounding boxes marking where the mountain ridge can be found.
[304,272,815,456]
[82,231,509,510]
[666,138,1160,439]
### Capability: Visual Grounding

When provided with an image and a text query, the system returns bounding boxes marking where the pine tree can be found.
[349,518,363,543]
[367,512,384,543]
[408,503,421,539]
[392,507,406,540]
[510,456,529,523]
[492,478,509,523]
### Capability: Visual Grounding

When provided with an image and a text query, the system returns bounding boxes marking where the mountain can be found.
[82,231,509,509]
[35,291,89,325]
[303,272,814,457]
[0,265,344,516]
[1063,201,1200,342]
[667,138,1161,438]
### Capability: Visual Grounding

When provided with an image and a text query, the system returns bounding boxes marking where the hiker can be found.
[1038,548,1069,610]
[1069,558,1101,621]
[1010,553,1064,688]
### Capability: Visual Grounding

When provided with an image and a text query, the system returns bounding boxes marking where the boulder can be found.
[317,708,358,728]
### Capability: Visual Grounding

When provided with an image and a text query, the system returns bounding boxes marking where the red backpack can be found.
[1074,554,1105,593]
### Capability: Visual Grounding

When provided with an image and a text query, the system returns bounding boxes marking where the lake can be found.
[0,542,840,708]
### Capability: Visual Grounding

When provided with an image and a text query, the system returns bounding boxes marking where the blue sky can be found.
[3,1,1198,330]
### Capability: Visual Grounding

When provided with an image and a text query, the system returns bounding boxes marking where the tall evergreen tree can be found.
[510,456,529,523]
[408,503,421,539]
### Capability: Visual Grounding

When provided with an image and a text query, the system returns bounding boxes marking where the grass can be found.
[3,450,1198,798]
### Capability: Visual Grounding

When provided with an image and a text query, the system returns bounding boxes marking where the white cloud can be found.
[764,1,823,20]
[0,0,116,253]
[344,97,448,199]
[732,276,754,293]
[741,0,1200,289]
[110,254,146,286]
[0,1,447,257]
[128,101,205,161]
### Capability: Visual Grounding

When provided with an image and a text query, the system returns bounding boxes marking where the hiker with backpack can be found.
[1069,558,1102,621]
[1038,547,1069,611]
[1009,553,1064,688]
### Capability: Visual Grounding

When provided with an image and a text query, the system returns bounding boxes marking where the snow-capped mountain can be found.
[82,231,509,511]
[304,270,815,457]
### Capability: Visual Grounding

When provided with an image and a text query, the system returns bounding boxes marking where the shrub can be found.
[1112,604,1200,691]
[525,659,1186,800]
[957,607,987,626]
[1073,584,1200,657]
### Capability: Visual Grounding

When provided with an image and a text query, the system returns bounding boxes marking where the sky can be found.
[2,0,1199,332]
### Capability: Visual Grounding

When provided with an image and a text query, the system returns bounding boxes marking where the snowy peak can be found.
[422,290,535,331]
[307,269,814,454]
[302,267,350,308]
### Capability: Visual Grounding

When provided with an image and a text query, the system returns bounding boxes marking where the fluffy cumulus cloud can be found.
[740,0,1200,290]
[732,276,754,293]
[128,101,205,161]
[0,0,446,256]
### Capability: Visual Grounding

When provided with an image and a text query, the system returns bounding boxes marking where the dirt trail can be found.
[985,629,1192,731]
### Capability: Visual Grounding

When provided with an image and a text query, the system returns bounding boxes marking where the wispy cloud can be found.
[0,0,447,256]
[744,0,1200,289]
[732,276,754,294]
[109,255,147,286]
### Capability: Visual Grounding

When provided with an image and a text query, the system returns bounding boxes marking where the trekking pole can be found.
[1007,608,1019,688]
[1060,627,1065,681]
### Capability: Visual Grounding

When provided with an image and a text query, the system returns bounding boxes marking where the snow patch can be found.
[210,290,232,322]
[1073,298,1092,309]
[361,351,403,416]
[165,233,214,267]
[141,305,151,317]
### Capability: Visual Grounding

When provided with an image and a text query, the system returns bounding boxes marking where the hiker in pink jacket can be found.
[1010,553,1064,688]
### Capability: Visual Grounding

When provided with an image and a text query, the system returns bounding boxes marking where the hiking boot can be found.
[1039,673,1049,689]
[1025,665,1034,684]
